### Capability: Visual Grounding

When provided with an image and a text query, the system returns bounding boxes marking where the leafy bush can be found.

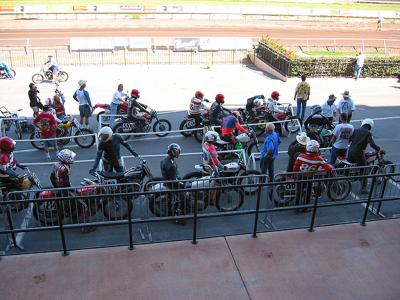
[260,36,296,58]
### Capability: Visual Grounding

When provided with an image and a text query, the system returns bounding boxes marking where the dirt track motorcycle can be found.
[32,65,69,84]
[30,115,95,150]
[0,168,42,213]
[179,99,210,137]
[113,109,172,140]
[0,66,16,79]
[266,104,301,134]
[272,170,351,207]
[93,100,129,127]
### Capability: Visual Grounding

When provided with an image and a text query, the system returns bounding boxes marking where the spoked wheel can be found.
[1,193,28,213]
[32,73,44,84]
[179,119,195,137]
[327,179,351,201]
[215,185,244,212]
[32,190,61,225]
[113,123,131,141]
[74,129,95,148]
[58,71,69,82]
[237,170,264,195]
[272,177,296,207]
[30,130,45,150]
[247,140,264,161]
[377,161,395,183]
[102,198,129,220]
[285,117,301,134]
[153,119,171,137]
[10,68,16,78]
[194,128,204,143]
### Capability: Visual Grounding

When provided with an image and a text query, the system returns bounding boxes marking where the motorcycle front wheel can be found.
[74,129,95,148]
[327,179,351,201]
[102,198,129,220]
[113,123,131,141]
[153,119,171,137]
[14,121,23,139]
[32,197,61,225]
[31,73,44,84]
[285,117,301,134]
[238,170,264,195]
[215,184,244,212]
[58,71,69,82]
[272,177,296,207]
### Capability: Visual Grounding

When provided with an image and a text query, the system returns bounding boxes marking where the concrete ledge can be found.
[250,53,288,82]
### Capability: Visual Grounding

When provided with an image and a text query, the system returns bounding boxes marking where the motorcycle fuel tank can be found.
[223,162,240,173]
[236,133,250,143]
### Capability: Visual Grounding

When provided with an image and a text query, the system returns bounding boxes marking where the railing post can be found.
[5,200,18,250]
[192,191,198,245]
[56,199,69,256]
[361,176,377,226]
[376,174,389,215]
[252,185,263,238]
[127,197,134,250]
[309,181,321,232]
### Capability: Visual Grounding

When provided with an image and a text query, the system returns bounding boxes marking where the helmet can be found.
[131,89,140,98]
[0,137,16,152]
[195,91,204,99]
[98,126,113,142]
[312,105,322,114]
[57,149,76,164]
[254,98,262,107]
[306,140,320,154]
[271,91,280,100]
[167,143,181,158]
[44,98,52,106]
[361,118,374,129]
[204,131,219,143]
[215,94,225,104]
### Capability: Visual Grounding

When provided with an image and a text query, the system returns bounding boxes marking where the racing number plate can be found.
[103,179,118,191]
[186,118,195,127]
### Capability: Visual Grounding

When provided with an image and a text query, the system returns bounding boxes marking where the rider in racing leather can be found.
[160,143,182,190]
[245,95,264,120]
[0,137,27,186]
[221,111,249,144]
[266,91,285,136]
[127,89,151,128]
[209,94,231,126]
[189,91,207,126]
[202,131,223,174]
[50,149,76,189]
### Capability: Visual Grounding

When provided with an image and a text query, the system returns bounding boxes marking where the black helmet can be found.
[167,143,181,158]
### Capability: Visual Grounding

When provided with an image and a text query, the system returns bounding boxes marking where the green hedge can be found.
[289,57,400,77]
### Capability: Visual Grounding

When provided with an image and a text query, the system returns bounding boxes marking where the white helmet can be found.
[44,98,52,106]
[306,140,320,154]
[254,98,262,107]
[57,149,76,164]
[204,131,219,143]
[361,118,374,129]
[98,126,113,142]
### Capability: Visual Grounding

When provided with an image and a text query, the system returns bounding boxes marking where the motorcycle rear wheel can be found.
[238,170,264,195]
[58,71,69,82]
[96,111,110,127]
[215,184,244,212]
[113,123,131,141]
[272,177,296,207]
[194,128,204,143]
[32,197,61,225]
[30,131,45,150]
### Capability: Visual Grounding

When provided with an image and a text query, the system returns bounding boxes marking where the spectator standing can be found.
[109,83,127,128]
[321,94,337,123]
[28,83,43,117]
[354,52,365,80]
[377,16,384,30]
[53,94,65,120]
[260,123,281,182]
[33,104,58,160]
[293,74,310,123]
[329,113,354,164]
[73,80,93,128]
[337,91,356,123]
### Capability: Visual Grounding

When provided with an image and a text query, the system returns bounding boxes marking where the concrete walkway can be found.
[1,219,400,300]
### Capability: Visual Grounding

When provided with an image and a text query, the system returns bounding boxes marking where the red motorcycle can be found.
[93,101,129,126]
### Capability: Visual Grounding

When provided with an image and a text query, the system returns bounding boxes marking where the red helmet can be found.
[271,91,280,100]
[131,89,140,98]
[0,137,16,153]
[215,93,225,103]
[195,91,204,99]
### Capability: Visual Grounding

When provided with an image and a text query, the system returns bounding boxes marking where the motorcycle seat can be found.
[99,171,125,179]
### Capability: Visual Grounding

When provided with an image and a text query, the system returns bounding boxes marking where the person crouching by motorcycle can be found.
[126,89,151,130]
[304,104,334,144]
[189,90,207,126]
[221,111,249,145]
[266,91,285,137]
[33,103,59,160]
[209,93,231,127]
[245,95,264,120]
[347,118,383,194]
[91,126,139,173]
[286,132,310,172]
[260,123,280,182]
[0,137,27,188]
[202,131,223,175]
[293,140,333,212]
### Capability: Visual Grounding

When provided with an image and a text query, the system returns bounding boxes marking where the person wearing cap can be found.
[354,52,365,80]
[321,94,337,123]
[337,91,355,123]
[293,74,310,123]
[73,80,93,128]
[329,113,354,165]
[286,132,310,172]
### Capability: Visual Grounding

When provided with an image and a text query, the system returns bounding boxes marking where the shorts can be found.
[41,135,57,148]
[79,105,92,118]
[31,106,39,113]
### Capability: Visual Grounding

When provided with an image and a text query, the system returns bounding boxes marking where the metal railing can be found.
[255,42,291,76]
[1,164,399,255]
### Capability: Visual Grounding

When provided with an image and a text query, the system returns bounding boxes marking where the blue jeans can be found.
[354,64,363,79]
[296,98,307,121]
[260,157,274,182]
[329,146,347,165]
[109,102,119,128]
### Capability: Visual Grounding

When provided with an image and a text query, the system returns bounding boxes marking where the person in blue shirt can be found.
[260,123,281,182]
[73,80,93,128]
[0,59,14,79]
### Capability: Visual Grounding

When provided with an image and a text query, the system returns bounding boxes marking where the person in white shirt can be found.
[377,16,384,30]
[329,113,354,164]
[321,94,337,123]
[337,90,355,123]
[354,52,365,80]
[109,84,127,128]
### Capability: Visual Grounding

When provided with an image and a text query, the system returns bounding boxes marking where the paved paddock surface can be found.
[1,219,400,300]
